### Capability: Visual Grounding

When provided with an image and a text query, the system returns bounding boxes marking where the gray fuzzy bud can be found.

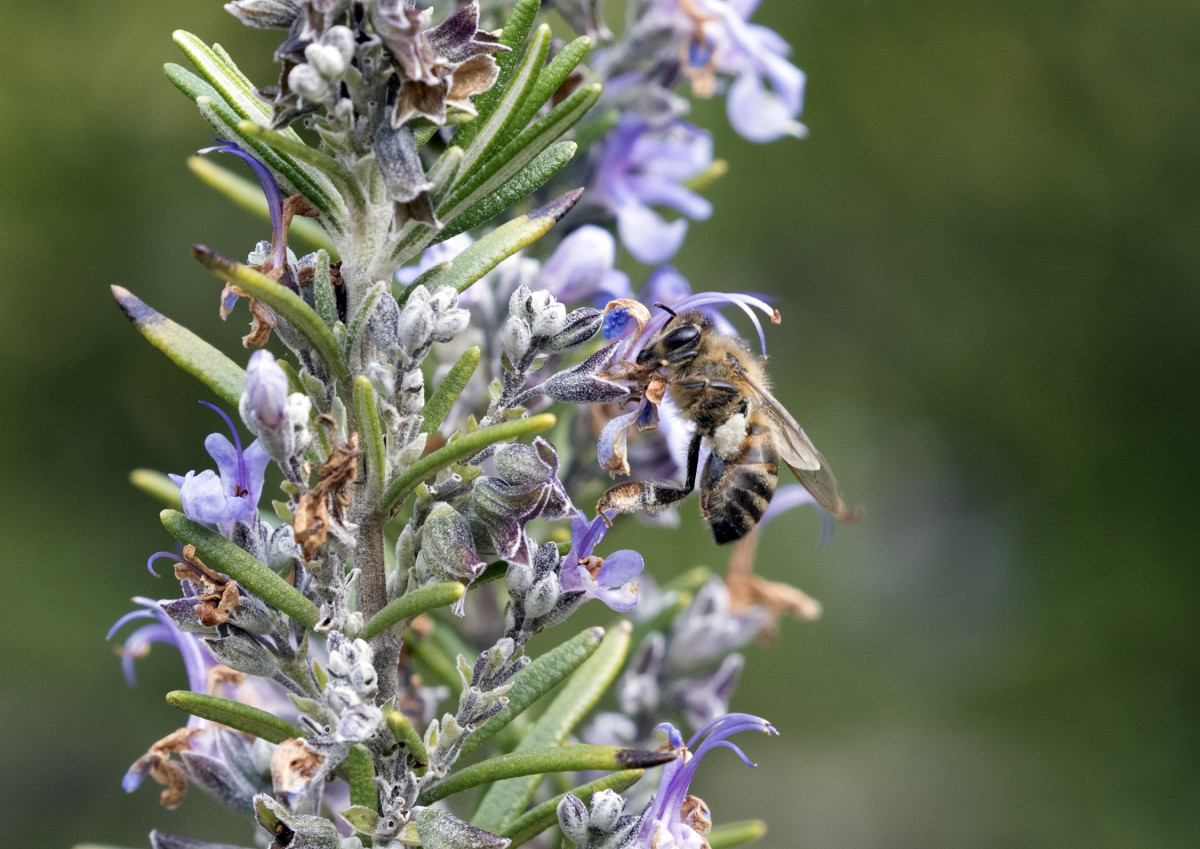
[501,315,532,362]
[159,597,218,635]
[588,790,627,833]
[524,572,561,619]
[305,43,345,80]
[324,25,356,64]
[288,63,329,100]
[531,301,567,338]
[508,284,534,321]
[226,590,275,636]
[368,292,402,352]
[181,751,258,816]
[397,293,434,359]
[203,631,279,677]
[557,794,589,843]
[506,560,535,597]
[544,307,603,352]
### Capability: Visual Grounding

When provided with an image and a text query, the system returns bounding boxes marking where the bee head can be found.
[637,308,707,366]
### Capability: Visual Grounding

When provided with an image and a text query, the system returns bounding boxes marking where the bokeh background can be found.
[2,1,1197,847]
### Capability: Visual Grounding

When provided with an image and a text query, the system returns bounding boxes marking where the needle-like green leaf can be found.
[353,376,387,498]
[420,346,481,436]
[387,710,429,764]
[192,245,348,379]
[166,690,305,744]
[129,469,183,509]
[160,510,320,628]
[363,582,467,640]
[380,413,557,515]
[111,285,245,408]
[433,141,577,243]
[458,626,604,760]
[471,622,634,832]
[418,745,673,805]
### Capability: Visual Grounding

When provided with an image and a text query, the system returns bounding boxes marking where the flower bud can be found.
[506,560,535,596]
[501,314,532,361]
[254,793,342,849]
[323,25,356,65]
[589,789,627,833]
[557,794,589,843]
[508,284,534,321]
[543,307,602,352]
[524,572,561,619]
[288,63,329,100]
[305,43,345,80]
[397,294,434,358]
[243,350,289,430]
[531,301,567,338]
[203,631,279,677]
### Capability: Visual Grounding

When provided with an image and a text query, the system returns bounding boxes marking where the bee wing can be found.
[741,370,862,523]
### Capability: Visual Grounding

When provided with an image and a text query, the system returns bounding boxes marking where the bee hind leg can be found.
[596,432,702,523]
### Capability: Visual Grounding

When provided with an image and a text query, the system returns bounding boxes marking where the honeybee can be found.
[597,306,858,544]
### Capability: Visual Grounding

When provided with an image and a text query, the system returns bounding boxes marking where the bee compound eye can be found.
[663,324,700,351]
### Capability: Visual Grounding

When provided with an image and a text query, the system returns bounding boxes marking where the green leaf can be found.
[494,36,592,155]
[419,744,673,806]
[236,120,365,209]
[453,0,542,151]
[458,626,604,760]
[433,141,576,243]
[192,245,348,379]
[440,85,599,224]
[709,820,768,849]
[311,249,339,328]
[187,156,336,254]
[171,32,346,226]
[343,280,389,363]
[420,347,481,436]
[457,24,552,177]
[380,413,557,515]
[471,622,634,832]
[111,285,245,407]
[500,769,644,848]
[363,582,467,640]
[420,190,583,298]
[353,376,387,499]
[129,469,183,509]
[387,710,429,764]
[166,690,305,743]
[160,510,320,628]
[348,746,378,814]
[165,60,344,230]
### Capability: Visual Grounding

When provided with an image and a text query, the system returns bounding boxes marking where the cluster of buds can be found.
[557,789,642,849]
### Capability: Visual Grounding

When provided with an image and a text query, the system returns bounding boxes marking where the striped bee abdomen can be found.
[700,419,780,544]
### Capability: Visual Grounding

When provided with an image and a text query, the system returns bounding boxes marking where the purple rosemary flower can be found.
[108,597,213,694]
[169,402,270,538]
[635,713,778,849]
[678,0,808,143]
[591,117,713,265]
[242,349,289,430]
[539,225,632,306]
[559,512,645,611]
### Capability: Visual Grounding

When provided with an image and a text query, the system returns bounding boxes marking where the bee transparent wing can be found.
[741,370,862,523]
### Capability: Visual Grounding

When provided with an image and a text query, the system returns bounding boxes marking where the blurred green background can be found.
[2,0,1197,846]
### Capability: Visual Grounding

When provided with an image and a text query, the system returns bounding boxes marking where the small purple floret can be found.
[559,513,645,611]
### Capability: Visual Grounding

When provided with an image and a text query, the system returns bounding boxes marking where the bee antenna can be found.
[653,302,677,317]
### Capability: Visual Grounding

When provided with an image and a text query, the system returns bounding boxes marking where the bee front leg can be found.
[597,432,702,524]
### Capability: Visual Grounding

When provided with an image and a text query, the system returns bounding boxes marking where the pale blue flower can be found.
[559,513,645,611]
[592,118,713,265]
[169,402,270,537]
[539,225,632,306]
[635,713,778,849]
